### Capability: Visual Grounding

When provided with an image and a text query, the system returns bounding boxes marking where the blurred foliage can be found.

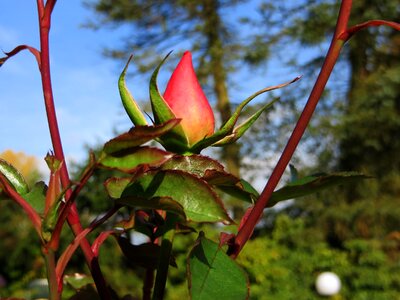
[1,0,400,299]
[0,151,44,297]
[0,150,42,184]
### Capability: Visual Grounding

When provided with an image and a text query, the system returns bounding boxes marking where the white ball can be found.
[315,272,341,296]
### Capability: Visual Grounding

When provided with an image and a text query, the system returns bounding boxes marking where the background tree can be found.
[83,2,400,297]
[84,0,279,177]
[247,1,400,297]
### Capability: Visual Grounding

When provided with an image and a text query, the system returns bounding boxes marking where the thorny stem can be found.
[36,1,110,298]
[229,0,353,258]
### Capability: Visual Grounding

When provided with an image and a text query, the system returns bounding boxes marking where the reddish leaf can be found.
[102,120,180,154]
[161,154,225,177]
[99,146,172,172]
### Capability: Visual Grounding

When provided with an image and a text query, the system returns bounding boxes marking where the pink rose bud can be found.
[164,51,215,146]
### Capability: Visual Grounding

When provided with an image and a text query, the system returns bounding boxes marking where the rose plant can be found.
[0,0,399,299]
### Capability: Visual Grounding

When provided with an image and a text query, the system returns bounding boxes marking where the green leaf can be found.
[160,154,257,202]
[154,212,196,238]
[116,196,187,220]
[119,55,148,126]
[121,170,233,224]
[99,146,172,172]
[0,158,29,195]
[118,237,177,269]
[160,154,225,177]
[149,52,189,151]
[212,100,276,146]
[104,177,132,199]
[64,273,94,290]
[268,172,370,207]
[41,200,61,242]
[24,181,47,214]
[44,153,62,173]
[202,170,258,203]
[102,120,180,154]
[188,233,249,300]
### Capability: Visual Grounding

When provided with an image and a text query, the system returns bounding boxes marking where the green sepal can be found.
[0,158,30,195]
[119,55,148,126]
[190,77,299,153]
[212,99,277,146]
[149,52,189,152]
[44,153,62,173]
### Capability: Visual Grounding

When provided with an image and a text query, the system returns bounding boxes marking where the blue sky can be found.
[0,1,141,166]
[1,1,311,182]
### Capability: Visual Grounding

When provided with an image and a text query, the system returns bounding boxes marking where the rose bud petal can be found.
[163,51,215,146]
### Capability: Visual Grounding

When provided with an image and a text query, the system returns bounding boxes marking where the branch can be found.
[0,45,41,69]
[36,0,45,18]
[55,206,121,289]
[47,160,96,251]
[340,19,400,41]
[35,2,111,297]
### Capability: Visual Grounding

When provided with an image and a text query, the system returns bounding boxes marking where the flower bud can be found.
[163,51,215,146]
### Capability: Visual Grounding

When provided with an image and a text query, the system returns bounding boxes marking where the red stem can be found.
[36,1,110,298]
[229,0,353,258]
[0,174,42,235]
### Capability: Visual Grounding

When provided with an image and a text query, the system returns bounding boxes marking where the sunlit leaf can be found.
[161,154,225,177]
[24,181,47,214]
[99,146,172,172]
[0,158,29,195]
[188,233,249,300]
[121,170,233,224]
[268,172,370,207]
[104,177,132,199]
